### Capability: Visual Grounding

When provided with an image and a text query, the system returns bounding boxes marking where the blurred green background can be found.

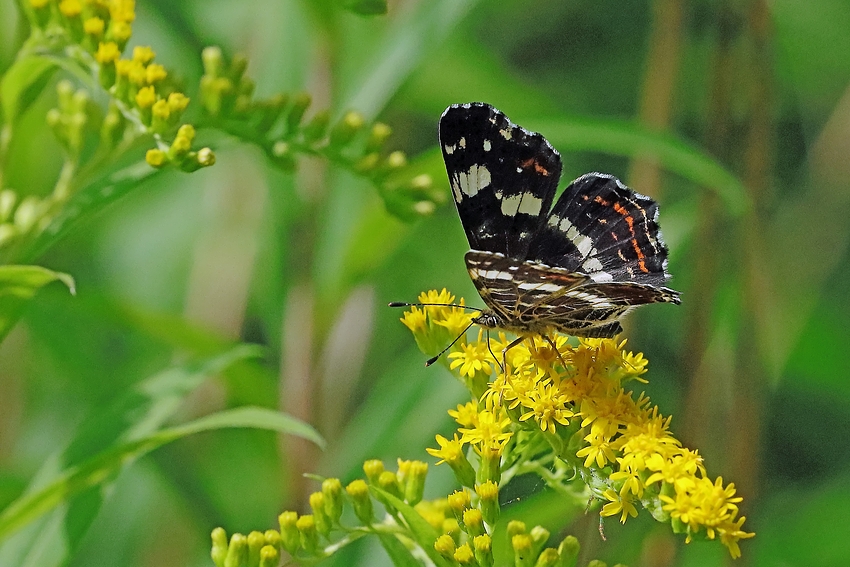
[1,0,849,565]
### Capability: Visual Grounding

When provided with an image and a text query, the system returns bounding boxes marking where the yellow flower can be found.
[109,21,132,42]
[645,449,704,486]
[601,488,638,523]
[448,339,492,378]
[84,17,105,36]
[145,63,167,84]
[94,42,120,64]
[400,306,427,334]
[448,402,479,428]
[59,0,82,17]
[610,458,645,498]
[517,380,574,434]
[109,0,136,22]
[167,92,190,113]
[135,85,156,109]
[718,515,755,559]
[458,407,512,453]
[132,46,156,64]
[426,434,465,465]
[575,421,618,468]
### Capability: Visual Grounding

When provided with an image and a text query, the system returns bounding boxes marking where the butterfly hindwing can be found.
[528,173,675,289]
[440,103,562,260]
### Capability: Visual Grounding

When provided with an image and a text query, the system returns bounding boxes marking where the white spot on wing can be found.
[459,137,466,148]
[518,282,564,293]
[474,269,513,281]
[456,164,491,198]
[483,139,492,151]
[589,271,614,283]
[500,128,512,140]
[573,234,594,258]
[517,195,543,216]
[444,144,455,155]
[501,194,522,216]
[581,257,603,272]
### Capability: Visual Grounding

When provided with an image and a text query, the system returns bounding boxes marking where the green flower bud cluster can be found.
[198,46,441,220]
[211,454,633,566]
[0,189,51,254]
[211,459,431,566]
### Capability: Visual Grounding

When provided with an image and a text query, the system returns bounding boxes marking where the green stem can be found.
[0,123,12,189]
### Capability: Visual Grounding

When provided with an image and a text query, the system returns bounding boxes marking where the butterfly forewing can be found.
[440,103,562,260]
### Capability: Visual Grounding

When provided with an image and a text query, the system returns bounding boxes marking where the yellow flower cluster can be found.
[404,290,754,559]
[28,0,213,170]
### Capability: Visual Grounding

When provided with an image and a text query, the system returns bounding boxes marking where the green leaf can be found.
[15,161,159,263]
[0,55,56,124]
[0,406,322,542]
[375,533,424,567]
[0,345,284,565]
[0,265,74,342]
[371,486,450,567]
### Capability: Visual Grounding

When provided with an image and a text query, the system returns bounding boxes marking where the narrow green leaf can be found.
[0,265,74,342]
[375,533,424,567]
[0,55,56,124]
[0,345,264,564]
[371,486,450,567]
[15,161,159,263]
[0,407,321,541]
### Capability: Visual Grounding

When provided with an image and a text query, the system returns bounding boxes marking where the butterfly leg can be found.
[542,334,569,370]
[500,335,526,374]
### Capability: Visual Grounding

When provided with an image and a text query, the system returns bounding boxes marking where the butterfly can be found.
[438,102,679,345]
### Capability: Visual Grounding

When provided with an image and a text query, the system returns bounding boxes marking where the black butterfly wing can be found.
[439,103,562,260]
[527,173,679,304]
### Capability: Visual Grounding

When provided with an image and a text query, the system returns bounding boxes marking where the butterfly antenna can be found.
[388,301,484,312]
[424,321,475,367]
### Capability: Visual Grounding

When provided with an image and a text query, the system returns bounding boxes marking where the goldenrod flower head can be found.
[132,45,155,64]
[108,21,132,42]
[59,0,82,17]
[152,98,169,120]
[517,379,575,434]
[145,63,167,84]
[434,534,456,557]
[454,543,475,564]
[135,85,156,108]
[601,488,638,523]
[115,58,135,77]
[448,402,479,428]
[168,92,190,113]
[448,339,493,378]
[145,148,166,168]
[109,0,136,22]
[458,407,512,454]
[718,515,755,559]
[84,17,105,36]
[95,41,120,63]
[427,434,465,465]
[400,307,427,334]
